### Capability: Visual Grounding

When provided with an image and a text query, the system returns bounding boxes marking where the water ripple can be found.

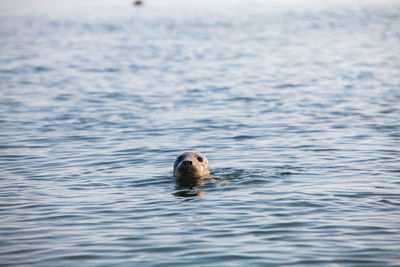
[1,0,400,266]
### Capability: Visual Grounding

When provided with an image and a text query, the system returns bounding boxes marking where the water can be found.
[1,0,400,265]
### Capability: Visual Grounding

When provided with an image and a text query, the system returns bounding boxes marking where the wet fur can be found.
[173,152,210,184]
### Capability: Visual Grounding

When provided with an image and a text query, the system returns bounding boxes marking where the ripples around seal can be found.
[1,0,400,266]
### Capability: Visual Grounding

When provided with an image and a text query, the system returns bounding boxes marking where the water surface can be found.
[1,0,400,266]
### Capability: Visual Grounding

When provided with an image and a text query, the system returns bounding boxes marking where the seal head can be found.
[173,152,210,180]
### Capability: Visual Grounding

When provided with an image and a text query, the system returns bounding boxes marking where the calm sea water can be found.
[1,0,400,266]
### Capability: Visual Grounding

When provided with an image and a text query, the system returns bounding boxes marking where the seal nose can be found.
[182,160,193,166]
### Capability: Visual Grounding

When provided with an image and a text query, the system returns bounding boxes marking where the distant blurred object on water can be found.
[133,0,143,6]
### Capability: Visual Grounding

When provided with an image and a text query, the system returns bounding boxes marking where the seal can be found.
[173,152,210,181]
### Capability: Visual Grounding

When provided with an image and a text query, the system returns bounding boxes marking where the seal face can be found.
[173,152,210,180]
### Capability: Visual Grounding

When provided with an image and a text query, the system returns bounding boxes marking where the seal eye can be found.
[177,155,184,162]
[197,156,203,162]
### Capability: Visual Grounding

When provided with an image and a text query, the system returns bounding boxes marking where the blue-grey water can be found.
[1,0,400,266]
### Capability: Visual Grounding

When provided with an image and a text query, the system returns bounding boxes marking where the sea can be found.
[1,0,400,265]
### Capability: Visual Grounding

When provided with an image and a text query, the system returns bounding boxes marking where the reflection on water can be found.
[174,175,216,198]
[173,186,208,198]
[1,0,400,266]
